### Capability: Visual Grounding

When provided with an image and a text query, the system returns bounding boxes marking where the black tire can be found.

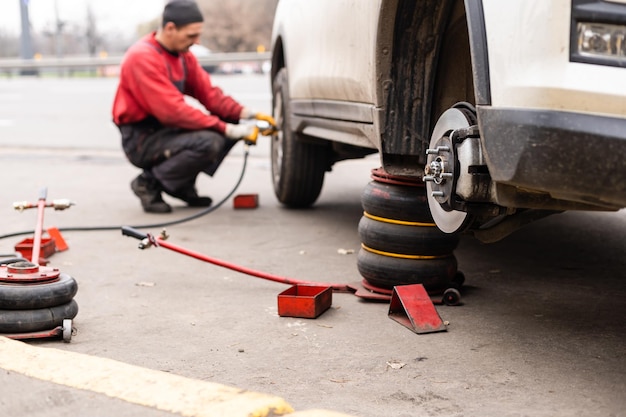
[358,215,459,256]
[271,68,329,207]
[0,273,78,310]
[357,248,457,290]
[361,181,432,222]
[0,299,78,333]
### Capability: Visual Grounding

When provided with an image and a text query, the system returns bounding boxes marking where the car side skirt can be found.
[290,99,379,150]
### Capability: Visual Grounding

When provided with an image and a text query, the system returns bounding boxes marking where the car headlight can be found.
[577,22,626,62]
[570,0,626,68]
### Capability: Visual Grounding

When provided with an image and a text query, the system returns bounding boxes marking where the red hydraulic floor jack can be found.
[0,188,77,342]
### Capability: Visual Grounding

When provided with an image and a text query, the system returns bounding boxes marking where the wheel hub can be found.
[424,140,455,207]
[423,106,475,233]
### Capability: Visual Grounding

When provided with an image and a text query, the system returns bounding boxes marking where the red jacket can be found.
[112,33,243,134]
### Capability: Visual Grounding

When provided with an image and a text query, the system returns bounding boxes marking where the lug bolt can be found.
[426,146,450,155]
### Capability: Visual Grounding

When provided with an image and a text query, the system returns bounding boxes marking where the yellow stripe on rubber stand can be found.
[0,337,299,417]
[361,243,448,260]
[363,211,436,227]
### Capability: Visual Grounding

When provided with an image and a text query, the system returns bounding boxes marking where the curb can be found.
[0,337,356,417]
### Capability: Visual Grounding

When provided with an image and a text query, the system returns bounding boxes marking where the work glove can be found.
[240,108,278,136]
[225,123,259,145]
[254,112,277,128]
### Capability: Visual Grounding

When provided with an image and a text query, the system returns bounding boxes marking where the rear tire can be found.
[271,68,329,207]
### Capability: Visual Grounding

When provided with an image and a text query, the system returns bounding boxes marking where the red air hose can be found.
[122,226,352,293]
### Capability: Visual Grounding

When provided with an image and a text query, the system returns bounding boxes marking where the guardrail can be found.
[0,51,271,75]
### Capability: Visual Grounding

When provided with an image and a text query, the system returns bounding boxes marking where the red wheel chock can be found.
[388,284,447,334]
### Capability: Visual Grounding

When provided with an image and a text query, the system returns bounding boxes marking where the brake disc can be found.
[423,105,476,233]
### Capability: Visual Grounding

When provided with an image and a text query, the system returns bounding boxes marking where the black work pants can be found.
[120,125,236,193]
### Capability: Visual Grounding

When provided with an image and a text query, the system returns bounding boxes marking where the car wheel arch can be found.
[379,0,484,176]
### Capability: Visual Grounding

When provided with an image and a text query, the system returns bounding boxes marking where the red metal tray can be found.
[15,237,56,261]
[277,284,332,319]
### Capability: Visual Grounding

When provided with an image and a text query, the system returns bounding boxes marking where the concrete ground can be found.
[0,77,624,416]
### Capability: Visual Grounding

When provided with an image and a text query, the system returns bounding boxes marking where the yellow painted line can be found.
[361,243,448,260]
[0,336,293,417]
[363,211,436,227]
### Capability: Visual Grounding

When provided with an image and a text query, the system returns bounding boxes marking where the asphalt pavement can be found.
[0,76,625,417]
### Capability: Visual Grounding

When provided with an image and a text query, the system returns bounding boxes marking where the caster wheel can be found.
[62,319,72,343]
[442,288,461,306]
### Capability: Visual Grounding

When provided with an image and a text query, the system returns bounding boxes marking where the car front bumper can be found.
[477,107,626,208]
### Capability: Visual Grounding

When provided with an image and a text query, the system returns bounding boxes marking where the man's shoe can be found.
[131,175,172,213]
[163,185,212,207]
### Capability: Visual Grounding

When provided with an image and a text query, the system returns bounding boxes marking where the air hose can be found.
[0,146,251,242]
[121,225,353,293]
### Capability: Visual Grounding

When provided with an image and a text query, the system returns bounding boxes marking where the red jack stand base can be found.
[388,284,447,334]
[3,319,74,343]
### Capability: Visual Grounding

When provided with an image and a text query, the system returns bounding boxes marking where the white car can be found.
[269,0,626,243]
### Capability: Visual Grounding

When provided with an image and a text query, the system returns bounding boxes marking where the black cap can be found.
[162,0,204,27]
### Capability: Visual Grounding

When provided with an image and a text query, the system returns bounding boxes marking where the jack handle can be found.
[13,199,75,212]
[121,226,168,250]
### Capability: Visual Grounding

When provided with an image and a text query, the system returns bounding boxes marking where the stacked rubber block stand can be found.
[357,168,461,293]
[0,259,78,336]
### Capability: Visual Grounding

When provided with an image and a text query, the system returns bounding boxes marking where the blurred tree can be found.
[137,17,160,38]
[0,31,20,57]
[136,0,278,52]
[197,0,278,52]
[0,0,278,58]
[85,4,101,57]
